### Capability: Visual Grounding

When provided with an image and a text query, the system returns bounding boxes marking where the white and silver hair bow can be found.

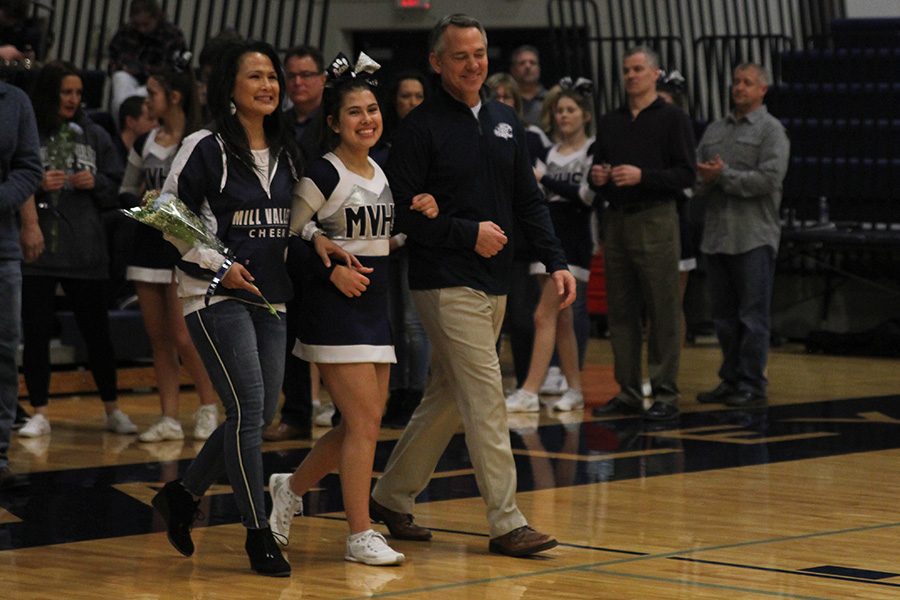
[326,51,381,85]
[659,69,686,88]
[558,76,594,96]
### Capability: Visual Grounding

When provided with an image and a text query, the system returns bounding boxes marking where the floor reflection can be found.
[2,394,900,551]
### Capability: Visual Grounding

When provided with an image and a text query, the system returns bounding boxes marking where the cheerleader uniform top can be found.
[530,137,596,282]
[289,152,396,364]
[161,129,295,315]
[120,127,181,283]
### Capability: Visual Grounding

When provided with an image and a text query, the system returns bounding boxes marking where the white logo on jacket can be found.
[493,123,514,140]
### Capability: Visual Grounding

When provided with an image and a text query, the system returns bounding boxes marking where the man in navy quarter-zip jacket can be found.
[370,14,576,558]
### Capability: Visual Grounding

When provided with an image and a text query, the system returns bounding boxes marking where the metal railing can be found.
[693,33,795,119]
[547,0,845,120]
[34,0,330,72]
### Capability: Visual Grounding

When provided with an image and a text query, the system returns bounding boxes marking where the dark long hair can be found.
[31,60,84,136]
[148,61,202,138]
[318,77,380,154]
[381,70,429,142]
[207,40,299,178]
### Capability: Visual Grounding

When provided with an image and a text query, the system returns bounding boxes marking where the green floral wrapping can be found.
[121,190,280,318]
[43,122,83,253]
[46,123,79,170]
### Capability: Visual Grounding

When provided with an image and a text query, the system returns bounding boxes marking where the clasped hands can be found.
[41,169,95,192]
[589,163,641,187]
[697,155,726,183]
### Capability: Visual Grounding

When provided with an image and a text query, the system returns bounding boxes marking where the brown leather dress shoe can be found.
[262,422,311,442]
[489,525,558,557]
[369,498,432,540]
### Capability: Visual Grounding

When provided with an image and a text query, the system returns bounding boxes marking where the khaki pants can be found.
[372,286,527,538]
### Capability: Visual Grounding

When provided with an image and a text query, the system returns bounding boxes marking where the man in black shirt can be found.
[283,45,326,161]
[590,46,696,421]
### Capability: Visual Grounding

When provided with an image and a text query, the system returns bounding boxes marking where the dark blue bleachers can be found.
[768,82,900,120]
[782,118,900,160]
[831,17,900,49]
[781,48,900,84]
[776,18,899,226]
[785,156,900,222]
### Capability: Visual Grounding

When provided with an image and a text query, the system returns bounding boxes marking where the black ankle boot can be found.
[151,480,200,557]
[245,527,291,577]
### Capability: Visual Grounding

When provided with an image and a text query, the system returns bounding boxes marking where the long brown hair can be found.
[31,60,84,136]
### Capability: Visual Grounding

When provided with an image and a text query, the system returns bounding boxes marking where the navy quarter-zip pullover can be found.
[387,85,567,296]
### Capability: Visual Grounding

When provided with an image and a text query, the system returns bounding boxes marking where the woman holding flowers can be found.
[18,60,135,438]
[266,53,438,566]
[149,40,303,577]
[119,58,220,444]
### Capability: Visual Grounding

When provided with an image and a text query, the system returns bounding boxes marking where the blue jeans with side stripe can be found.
[182,300,285,529]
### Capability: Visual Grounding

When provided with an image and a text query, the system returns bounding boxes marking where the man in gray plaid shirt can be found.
[694,63,790,409]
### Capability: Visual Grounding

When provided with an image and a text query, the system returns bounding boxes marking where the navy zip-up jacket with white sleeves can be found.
[162,129,294,313]
[387,84,567,296]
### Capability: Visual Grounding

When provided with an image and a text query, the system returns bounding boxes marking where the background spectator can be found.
[18,61,133,438]
[107,0,186,119]
[0,77,42,488]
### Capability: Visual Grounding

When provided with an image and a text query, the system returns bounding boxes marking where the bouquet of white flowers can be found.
[41,122,83,252]
[122,190,279,317]
[46,122,81,170]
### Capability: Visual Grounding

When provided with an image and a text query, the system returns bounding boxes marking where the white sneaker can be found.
[314,403,335,427]
[18,413,51,438]
[553,389,585,412]
[106,409,137,434]
[345,529,405,566]
[505,388,539,413]
[192,404,219,440]
[268,473,303,547]
[540,366,569,395]
[138,417,184,443]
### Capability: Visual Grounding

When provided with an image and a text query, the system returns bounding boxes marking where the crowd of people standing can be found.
[0,0,790,580]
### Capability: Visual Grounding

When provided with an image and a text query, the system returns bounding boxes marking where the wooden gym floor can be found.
[2,339,900,599]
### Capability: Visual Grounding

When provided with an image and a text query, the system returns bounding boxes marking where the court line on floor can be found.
[572,570,829,600]
[670,557,900,589]
[344,519,900,599]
